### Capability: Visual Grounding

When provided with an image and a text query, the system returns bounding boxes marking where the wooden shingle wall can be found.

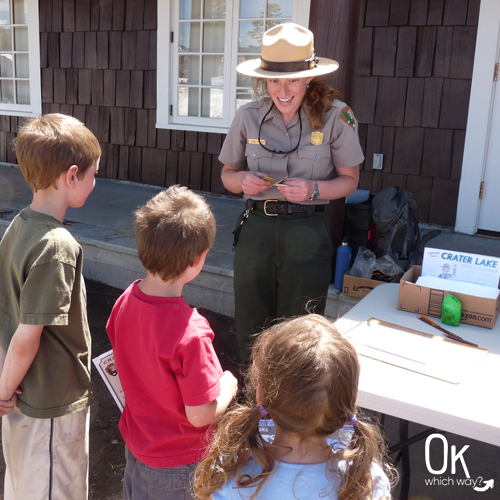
[353,0,480,226]
[0,0,226,195]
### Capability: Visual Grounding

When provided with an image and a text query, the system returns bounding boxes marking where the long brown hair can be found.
[252,77,341,131]
[194,315,393,500]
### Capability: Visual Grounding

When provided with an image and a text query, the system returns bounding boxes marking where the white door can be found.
[478,75,500,232]
[455,0,500,235]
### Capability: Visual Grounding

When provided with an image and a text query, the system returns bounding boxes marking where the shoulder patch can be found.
[340,106,356,129]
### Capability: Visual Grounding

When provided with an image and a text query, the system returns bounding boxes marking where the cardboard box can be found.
[398,265,500,329]
[343,272,397,299]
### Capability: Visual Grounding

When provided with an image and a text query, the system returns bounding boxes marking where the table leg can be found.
[387,419,438,500]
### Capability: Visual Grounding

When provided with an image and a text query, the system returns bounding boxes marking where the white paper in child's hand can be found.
[93,350,125,412]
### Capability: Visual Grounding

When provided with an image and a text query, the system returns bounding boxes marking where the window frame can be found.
[0,0,41,117]
[157,0,311,133]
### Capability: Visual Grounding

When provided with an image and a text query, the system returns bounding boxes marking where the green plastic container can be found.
[441,294,461,327]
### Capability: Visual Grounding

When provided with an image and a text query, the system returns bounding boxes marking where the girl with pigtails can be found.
[194,314,394,500]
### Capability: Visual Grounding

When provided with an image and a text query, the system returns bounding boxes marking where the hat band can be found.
[260,55,319,73]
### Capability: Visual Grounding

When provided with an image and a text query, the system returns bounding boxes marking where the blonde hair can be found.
[134,185,216,281]
[253,77,341,131]
[14,113,101,191]
[194,315,393,500]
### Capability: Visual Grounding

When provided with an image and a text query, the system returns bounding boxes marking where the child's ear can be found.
[193,248,210,268]
[65,165,80,188]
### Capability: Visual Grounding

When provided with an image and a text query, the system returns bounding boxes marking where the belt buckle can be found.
[264,199,279,216]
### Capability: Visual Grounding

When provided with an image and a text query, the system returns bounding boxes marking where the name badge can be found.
[248,139,266,145]
[311,131,323,146]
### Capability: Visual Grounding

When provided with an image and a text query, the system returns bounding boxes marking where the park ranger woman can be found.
[220,23,363,363]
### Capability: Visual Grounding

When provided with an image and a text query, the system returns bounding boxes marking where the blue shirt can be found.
[211,458,391,500]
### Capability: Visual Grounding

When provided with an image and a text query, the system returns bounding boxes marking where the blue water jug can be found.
[334,241,352,290]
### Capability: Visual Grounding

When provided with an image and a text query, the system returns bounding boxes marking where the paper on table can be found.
[345,318,489,384]
[93,349,125,412]
[415,276,499,300]
[422,248,500,288]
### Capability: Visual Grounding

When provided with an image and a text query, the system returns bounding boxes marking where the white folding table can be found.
[334,283,500,446]
[334,283,500,499]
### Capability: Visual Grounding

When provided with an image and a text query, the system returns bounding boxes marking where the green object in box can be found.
[441,294,461,327]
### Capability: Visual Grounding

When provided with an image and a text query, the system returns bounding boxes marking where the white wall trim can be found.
[156,0,172,130]
[455,0,500,234]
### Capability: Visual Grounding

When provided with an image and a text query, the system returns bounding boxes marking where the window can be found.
[0,0,41,117]
[157,0,311,133]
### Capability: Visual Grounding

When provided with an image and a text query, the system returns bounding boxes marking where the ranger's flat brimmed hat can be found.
[236,23,339,79]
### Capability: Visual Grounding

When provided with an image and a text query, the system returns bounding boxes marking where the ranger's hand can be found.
[241,172,272,196]
[277,177,315,202]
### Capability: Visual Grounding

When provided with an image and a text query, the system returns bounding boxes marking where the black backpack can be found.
[372,186,440,271]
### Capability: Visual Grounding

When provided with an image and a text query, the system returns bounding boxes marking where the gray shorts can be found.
[123,447,198,500]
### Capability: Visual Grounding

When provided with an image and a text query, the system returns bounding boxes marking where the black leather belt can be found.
[246,200,327,216]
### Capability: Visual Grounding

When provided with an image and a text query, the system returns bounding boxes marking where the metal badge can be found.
[311,131,324,146]
[249,138,266,145]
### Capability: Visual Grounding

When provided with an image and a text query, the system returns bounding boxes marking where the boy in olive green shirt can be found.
[0,114,101,500]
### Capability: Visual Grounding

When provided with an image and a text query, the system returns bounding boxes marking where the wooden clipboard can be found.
[344,318,489,384]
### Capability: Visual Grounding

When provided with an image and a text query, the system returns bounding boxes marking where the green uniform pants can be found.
[233,208,334,363]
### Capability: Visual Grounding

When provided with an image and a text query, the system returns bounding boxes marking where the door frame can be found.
[455,0,500,235]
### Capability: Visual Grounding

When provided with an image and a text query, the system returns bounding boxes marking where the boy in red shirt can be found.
[106,185,238,500]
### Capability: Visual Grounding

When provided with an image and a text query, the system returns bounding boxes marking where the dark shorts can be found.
[123,447,198,500]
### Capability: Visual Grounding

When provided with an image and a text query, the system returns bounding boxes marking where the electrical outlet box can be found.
[373,153,383,170]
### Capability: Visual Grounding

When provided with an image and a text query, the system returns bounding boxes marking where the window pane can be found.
[0,27,12,51]
[15,53,28,77]
[204,0,225,19]
[0,1,11,24]
[266,18,291,30]
[202,88,223,118]
[0,53,13,77]
[240,0,265,18]
[178,86,199,116]
[179,22,200,52]
[179,55,200,84]
[202,55,223,85]
[16,79,29,104]
[203,22,224,53]
[1,79,14,103]
[14,26,28,51]
[237,56,255,87]
[237,89,254,109]
[239,20,263,53]
[14,0,27,24]
[179,0,201,20]
[267,0,293,18]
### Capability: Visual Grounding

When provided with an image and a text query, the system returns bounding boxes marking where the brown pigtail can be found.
[194,402,275,500]
[338,414,396,500]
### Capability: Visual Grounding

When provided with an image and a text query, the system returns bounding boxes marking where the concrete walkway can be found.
[2,162,500,320]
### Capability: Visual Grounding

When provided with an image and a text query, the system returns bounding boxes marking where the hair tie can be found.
[259,404,269,416]
[349,415,357,426]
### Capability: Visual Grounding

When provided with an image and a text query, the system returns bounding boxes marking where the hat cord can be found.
[258,101,303,155]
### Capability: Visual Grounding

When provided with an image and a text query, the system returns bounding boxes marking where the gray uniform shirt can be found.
[219,97,364,203]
